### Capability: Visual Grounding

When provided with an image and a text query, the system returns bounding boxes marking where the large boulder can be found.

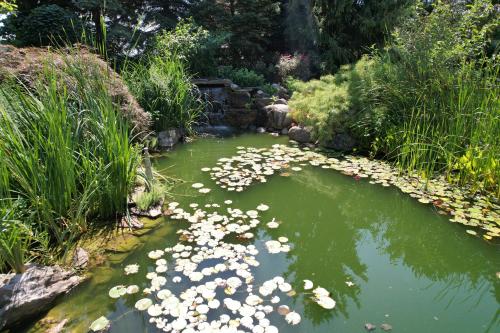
[0,265,84,330]
[323,133,357,151]
[254,97,274,110]
[288,126,312,143]
[223,108,258,129]
[264,104,292,130]
[228,89,251,108]
[0,45,151,137]
[158,128,183,149]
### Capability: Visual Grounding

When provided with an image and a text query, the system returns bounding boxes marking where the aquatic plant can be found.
[0,49,141,271]
[123,54,203,134]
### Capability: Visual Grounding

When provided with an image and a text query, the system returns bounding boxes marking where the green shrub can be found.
[0,4,82,46]
[135,183,166,211]
[154,19,228,77]
[218,66,266,87]
[124,55,203,134]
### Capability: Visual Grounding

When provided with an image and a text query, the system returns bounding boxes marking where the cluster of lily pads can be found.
[206,144,499,240]
[92,201,335,332]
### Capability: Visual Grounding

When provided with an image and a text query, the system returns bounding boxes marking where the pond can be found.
[23,134,499,333]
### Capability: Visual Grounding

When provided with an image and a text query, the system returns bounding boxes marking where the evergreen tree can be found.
[191,0,284,66]
[312,0,413,72]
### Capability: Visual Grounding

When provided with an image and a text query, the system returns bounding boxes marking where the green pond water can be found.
[24,134,499,333]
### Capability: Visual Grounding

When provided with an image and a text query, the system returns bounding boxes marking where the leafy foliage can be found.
[123,55,202,133]
[1,4,81,46]
[154,19,228,77]
[0,49,141,271]
[217,66,266,87]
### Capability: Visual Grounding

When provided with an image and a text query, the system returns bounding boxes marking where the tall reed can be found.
[0,49,141,271]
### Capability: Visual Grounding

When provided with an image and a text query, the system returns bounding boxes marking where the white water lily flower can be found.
[192,183,204,189]
[124,264,139,275]
[316,295,336,309]
[278,282,292,293]
[256,204,269,211]
[285,311,301,325]
[270,296,280,304]
[303,280,314,290]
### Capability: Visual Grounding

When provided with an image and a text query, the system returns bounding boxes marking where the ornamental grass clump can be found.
[0,49,141,272]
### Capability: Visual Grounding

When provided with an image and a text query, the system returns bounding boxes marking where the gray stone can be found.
[281,128,288,135]
[323,133,357,151]
[228,90,251,108]
[274,98,288,105]
[71,247,89,269]
[158,128,183,149]
[288,126,311,143]
[0,265,84,330]
[223,108,257,128]
[254,97,274,109]
[256,127,266,133]
[264,104,292,130]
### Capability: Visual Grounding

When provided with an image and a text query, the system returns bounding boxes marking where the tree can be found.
[191,0,284,66]
[312,0,413,72]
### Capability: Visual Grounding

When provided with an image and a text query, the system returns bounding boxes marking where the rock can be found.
[157,128,183,149]
[271,83,289,99]
[288,126,311,143]
[380,323,393,331]
[228,90,251,108]
[230,83,239,90]
[71,247,89,269]
[223,108,257,128]
[254,97,274,109]
[119,215,144,229]
[130,200,164,219]
[264,104,292,130]
[323,133,357,151]
[47,318,69,333]
[274,98,288,105]
[256,127,266,134]
[0,265,84,330]
[281,128,288,135]
[364,323,376,331]
[194,125,236,137]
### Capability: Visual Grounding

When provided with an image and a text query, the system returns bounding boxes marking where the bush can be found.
[218,66,266,87]
[277,53,312,81]
[289,0,500,194]
[124,55,203,133]
[154,19,228,77]
[0,4,82,46]
[0,50,141,271]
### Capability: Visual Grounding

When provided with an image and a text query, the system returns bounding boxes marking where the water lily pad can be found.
[89,316,110,332]
[108,285,126,299]
[285,311,301,325]
[135,298,153,311]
